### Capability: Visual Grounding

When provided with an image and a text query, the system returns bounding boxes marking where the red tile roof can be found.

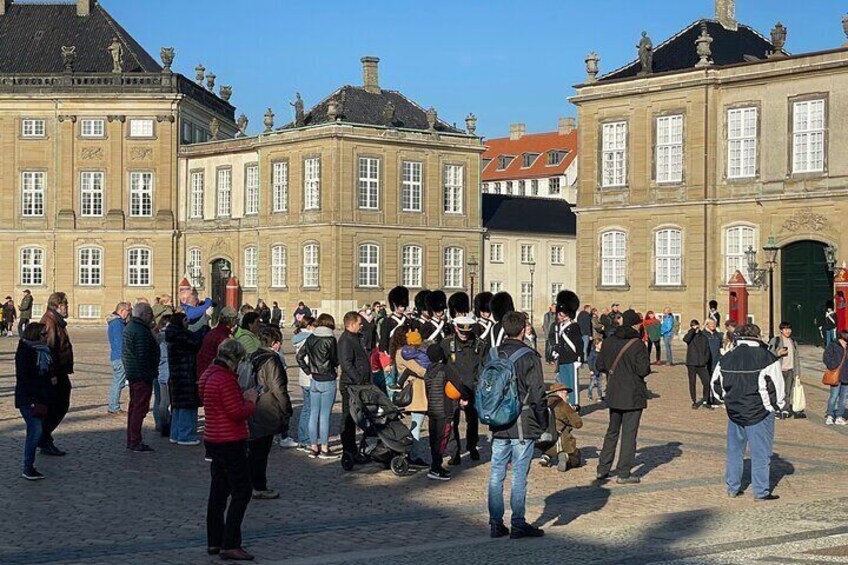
[482,130,577,181]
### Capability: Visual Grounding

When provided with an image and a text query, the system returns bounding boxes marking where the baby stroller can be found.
[342,384,413,476]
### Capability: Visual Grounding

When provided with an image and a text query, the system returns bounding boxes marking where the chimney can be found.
[509,123,526,140]
[0,0,13,16]
[76,0,95,17]
[558,117,576,135]
[715,0,737,31]
[361,56,380,94]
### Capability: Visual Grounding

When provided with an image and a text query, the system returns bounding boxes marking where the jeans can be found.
[170,408,199,442]
[825,329,836,348]
[308,379,336,447]
[126,381,152,448]
[597,409,643,478]
[726,413,775,498]
[488,438,535,527]
[581,335,591,360]
[20,405,43,472]
[826,384,848,418]
[157,382,171,432]
[107,359,127,412]
[152,381,162,430]
[297,386,311,445]
[206,440,252,550]
[663,335,674,365]
[247,435,274,491]
[557,363,579,405]
[588,373,603,400]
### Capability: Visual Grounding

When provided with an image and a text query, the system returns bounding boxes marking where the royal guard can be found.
[489,291,515,348]
[421,290,449,344]
[551,290,584,409]
[448,291,471,320]
[412,289,431,331]
[474,291,495,343]
[379,286,410,353]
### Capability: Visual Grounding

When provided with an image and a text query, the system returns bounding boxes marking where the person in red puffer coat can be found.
[198,338,258,561]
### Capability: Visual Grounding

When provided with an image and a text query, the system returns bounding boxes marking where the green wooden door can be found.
[781,241,833,344]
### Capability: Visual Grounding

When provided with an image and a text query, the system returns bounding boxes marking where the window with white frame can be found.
[444,164,464,214]
[21,171,45,217]
[792,99,826,174]
[601,231,626,286]
[216,168,231,217]
[548,177,561,195]
[304,157,320,210]
[80,171,104,217]
[444,247,464,288]
[656,115,684,183]
[401,161,423,212]
[272,161,288,212]
[358,243,379,287]
[20,247,43,286]
[490,242,504,263]
[303,243,319,288]
[602,121,627,187]
[78,247,102,286]
[551,282,564,303]
[725,225,756,283]
[518,180,526,195]
[489,281,503,293]
[127,248,151,286]
[402,245,423,288]
[271,245,287,287]
[497,155,514,170]
[520,244,535,264]
[655,228,682,286]
[129,172,153,217]
[78,304,101,319]
[550,245,564,265]
[128,118,154,138]
[358,157,380,209]
[523,153,539,167]
[190,171,204,218]
[243,247,258,288]
[505,181,513,195]
[244,165,259,215]
[520,282,532,311]
[80,118,105,138]
[188,248,203,287]
[728,107,758,179]
[492,182,501,195]
[530,179,539,196]
[22,118,46,138]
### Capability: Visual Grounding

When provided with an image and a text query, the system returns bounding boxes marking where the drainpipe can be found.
[703,78,710,317]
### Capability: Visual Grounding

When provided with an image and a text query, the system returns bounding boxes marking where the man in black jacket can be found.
[595,309,651,484]
[487,312,548,540]
[122,303,160,453]
[683,320,713,409]
[338,312,370,461]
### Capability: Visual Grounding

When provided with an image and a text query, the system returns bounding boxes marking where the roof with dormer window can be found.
[482,130,576,181]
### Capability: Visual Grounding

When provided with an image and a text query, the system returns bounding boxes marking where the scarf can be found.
[23,339,53,375]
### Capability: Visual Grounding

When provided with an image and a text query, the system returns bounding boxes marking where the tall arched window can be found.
[303,243,319,288]
[188,248,203,288]
[402,245,423,288]
[725,226,756,282]
[601,231,626,287]
[127,247,151,287]
[271,245,287,288]
[78,247,102,286]
[243,247,258,288]
[443,247,464,289]
[358,243,380,287]
[655,228,682,286]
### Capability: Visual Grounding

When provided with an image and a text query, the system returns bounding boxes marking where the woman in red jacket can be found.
[199,339,258,561]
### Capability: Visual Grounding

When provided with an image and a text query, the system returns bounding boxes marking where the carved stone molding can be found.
[782,207,829,232]
[74,238,102,247]
[130,147,152,161]
[58,115,77,123]
[156,114,176,123]
[107,115,126,123]
[125,238,150,247]
[80,147,104,160]
[213,237,231,254]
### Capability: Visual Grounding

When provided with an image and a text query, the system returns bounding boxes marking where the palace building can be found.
[571,0,848,343]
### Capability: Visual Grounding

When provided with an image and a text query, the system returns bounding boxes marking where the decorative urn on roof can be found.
[160,47,175,72]
[263,108,274,132]
[768,22,787,58]
[465,113,477,135]
[585,51,600,83]
[695,22,714,67]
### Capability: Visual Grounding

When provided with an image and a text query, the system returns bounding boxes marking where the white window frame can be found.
[188,248,203,288]
[128,118,154,138]
[78,247,102,286]
[490,242,504,263]
[303,243,319,288]
[602,121,627,188]
[358,243,380,288]
[443,247,464,289]
[80,118,105,138]
[128,171,153,217]
[520,244,535,264]
[272,161,288,213]
[358,157,380,210]
[550,245,564,266]
[78,305,101,319]
[304,157,320,211]
[601,231,626,287]
[656,115,684,183]
[792,99,825,174]
[725,225,756,283]
[402,245,423,288]
[271,245,287,288]
[21,171,45,217]
[22,118,46,138]
[727,107,758,179]
[401,161,423,212]
[489,281,503,293]
[444,164,464,214]
[530,179,539,196]
[520,282,532,311]
[655,228,682,286]
[190,171,204,219]
[127,247,152,287]
[20,247,44,286]
[244,164,259,215]
[243,246,258,288]
[80,171,104,217]
[551,282,564,303]
[216,168,232,217]
[548,177,561,195]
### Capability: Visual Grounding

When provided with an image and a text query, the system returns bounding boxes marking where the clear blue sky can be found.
[104,0,847,138]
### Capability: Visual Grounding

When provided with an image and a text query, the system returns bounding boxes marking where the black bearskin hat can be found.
[426,290,447,315]
[448,292,471,319]
[414,290,431,314]
[388,286,409,311]
[474,292,494,317]
[709,300,718,309]
[490,291,515,322]
[555,290,580,319]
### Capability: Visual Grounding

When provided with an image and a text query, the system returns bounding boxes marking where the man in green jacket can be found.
[122,303,160,452]
[17,289,32,337]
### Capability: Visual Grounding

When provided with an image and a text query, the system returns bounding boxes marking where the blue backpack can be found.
[476,347,533,427]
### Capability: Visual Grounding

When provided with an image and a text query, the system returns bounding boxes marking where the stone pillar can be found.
[361,56,380,94]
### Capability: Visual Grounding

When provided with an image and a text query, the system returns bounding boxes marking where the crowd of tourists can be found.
[13,280,848,560]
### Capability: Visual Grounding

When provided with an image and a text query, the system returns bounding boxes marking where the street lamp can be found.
[220,262,231,280]
[528,259,536,326]
[467,255,479,300]
[825,244,838,273]
[762,236,780,339]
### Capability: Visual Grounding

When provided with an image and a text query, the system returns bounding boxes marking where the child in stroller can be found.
[537,383,584,472]
[342,384,414,476]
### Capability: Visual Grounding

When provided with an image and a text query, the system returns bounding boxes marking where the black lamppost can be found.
[745,236,780,339]
[529,259,536,326]
[467,255,479,300]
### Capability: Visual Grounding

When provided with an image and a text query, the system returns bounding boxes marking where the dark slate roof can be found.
[482,194,576,236]
[599,20,780,82]
[283,85,465,134]
[0,2,161,73]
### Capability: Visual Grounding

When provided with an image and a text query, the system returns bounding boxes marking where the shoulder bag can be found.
[822,347,847,387]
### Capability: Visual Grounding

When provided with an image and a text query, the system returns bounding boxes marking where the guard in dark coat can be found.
[474,291,495,344]
[421,290,449,344]
[411,290,431,331]
[550,290,584,407]
[488,292,514,348]
[378,286,409,353]
[448,292,471,320]
[595,309,651,484]
[683,319,713,409]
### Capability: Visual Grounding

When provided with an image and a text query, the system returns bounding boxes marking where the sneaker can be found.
[22,467,45,481]
[616,476,641,485]
[252,489,280,500]
[426,468,452,481]
[106,409,123,415]
[204,456,213,463]
[727,490,743,498]
[169,438,178,444]
[691,402,700,410]
[318,449,340,460]
[836,417,847,426]
[825,415,835,425]
[278,436,298,448]
[219,547,255,561]
[538,454,552,468]
[754,494,780,501]
[490,523,509,538]
[177,440,201,446]
[296,444,311,454]
[40,444,67,457]
[308,449,320,459]
[127,443,154,453]
[510,523,544,539]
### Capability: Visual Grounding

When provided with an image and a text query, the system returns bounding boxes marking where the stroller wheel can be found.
[390,455,409,477]
[341,451,355,472]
